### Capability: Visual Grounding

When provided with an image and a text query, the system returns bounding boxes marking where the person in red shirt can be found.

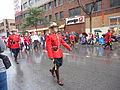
[46,22,71,86]
[104,29,115,50]
[7,29,21,64]
[24,33,31,50]
[70,34,76,47]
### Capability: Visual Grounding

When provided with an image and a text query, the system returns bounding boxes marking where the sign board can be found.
[14,0,21,14]
[66,16,85,25]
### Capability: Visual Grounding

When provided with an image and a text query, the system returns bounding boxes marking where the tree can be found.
[76,0,99,32]
[21,7,45,31]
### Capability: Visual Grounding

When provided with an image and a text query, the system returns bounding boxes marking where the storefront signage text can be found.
[66,16,85,25]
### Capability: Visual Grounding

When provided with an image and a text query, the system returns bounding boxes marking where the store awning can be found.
[26,27,49,32]
[59,24,65,29]
[109,25,120,28]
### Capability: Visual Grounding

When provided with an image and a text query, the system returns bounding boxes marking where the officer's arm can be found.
[61,39,71,51]
[46,36,54,59]
[7,36,11,48]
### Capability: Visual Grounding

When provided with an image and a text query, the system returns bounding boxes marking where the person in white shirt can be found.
[31,32,40,50]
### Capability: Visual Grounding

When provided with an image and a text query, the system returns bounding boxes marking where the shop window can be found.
[23,2,27,9]
[110,0,120,8]
[55,13,58,20]
[60,11,64,19]
[69,7,80,17]
[54,0,58,7]
[110,18,117,25]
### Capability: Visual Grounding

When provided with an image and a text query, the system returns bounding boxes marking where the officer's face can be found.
[12,31,17,34]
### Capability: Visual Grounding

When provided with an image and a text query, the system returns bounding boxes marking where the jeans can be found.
[0,72,8,90]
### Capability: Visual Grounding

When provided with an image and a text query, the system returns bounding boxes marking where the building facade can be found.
[0,19,16,33]
[15,0,120,34]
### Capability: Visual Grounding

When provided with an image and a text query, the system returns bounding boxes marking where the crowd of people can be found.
[0,23,119,88]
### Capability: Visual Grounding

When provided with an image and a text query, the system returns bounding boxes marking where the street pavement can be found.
[3,45,120,90]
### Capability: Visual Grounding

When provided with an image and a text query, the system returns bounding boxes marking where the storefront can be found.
[65,16,85,34]
[109,16,120,35]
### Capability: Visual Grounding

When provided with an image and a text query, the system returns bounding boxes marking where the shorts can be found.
[54,57,63,69]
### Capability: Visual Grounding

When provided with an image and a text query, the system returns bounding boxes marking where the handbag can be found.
[0,54,11,69]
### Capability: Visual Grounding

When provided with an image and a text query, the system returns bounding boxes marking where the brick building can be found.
[15,0,120,34]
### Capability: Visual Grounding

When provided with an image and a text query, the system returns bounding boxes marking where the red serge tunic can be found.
[7,34,21,49]
[46,34,71,59]
[105,32,115,43]
[70,35,76,41]
[24,35,31,44]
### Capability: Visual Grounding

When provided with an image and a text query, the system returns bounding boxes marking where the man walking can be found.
[46,22,71,86]
[7,29,21,64]
[104,29,116,50]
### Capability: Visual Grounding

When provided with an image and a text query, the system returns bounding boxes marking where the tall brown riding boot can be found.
[55,70,64,86]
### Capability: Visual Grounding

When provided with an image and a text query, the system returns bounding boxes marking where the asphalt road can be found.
[4,45,120,90]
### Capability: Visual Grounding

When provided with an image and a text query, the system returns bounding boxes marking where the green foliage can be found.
[21,7,45,30]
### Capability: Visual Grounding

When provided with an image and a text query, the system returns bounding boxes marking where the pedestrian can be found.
[95,33,99,45]
[0,38,8,90]
[7,29,21,64]
[104,29,116,50]
[24,33,31,50]
[31,32,40,51]
[40,33,46,49]
[46,22,71,86]
[70,33,76,47]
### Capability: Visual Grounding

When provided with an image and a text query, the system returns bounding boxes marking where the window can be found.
[44,4,48,10]
[29,0,34,6]
[69,7,80,17]
[48,2,52,10]
[59,0,63,5]
[55,13,58,20]
[35,0,39,2]
[23,2,27,9]
[68,0,75,2]
[94,0,102,12]
[45,16,48,22]
[110,0,120,8]
[10,23,15,26]
[86,3,93,13]
[60,11,64,19]
[54,0,58,7]
[49,15,52,22]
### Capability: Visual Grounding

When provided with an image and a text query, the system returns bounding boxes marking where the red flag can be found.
[102,12,104,24]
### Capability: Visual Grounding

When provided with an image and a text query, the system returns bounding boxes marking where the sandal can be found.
[57,81,64,86]
[49,69,55,77]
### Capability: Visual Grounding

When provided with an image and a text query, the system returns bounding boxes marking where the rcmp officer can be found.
[104,29,116,50]
[46,22,71,86]
[24,33,31,50]
[7,29,21,64]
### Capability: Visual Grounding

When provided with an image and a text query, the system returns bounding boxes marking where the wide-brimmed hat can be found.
[49,22,58,28]
[10,29,18,32]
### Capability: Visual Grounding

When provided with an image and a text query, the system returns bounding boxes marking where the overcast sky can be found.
[0,0,15,20]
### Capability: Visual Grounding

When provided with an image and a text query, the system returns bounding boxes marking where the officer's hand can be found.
[69,48,72,51]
